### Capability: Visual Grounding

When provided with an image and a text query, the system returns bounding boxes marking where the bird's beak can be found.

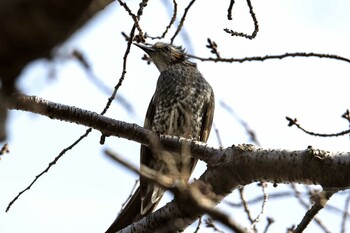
[134,43,155,54]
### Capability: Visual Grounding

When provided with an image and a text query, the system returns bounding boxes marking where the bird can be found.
[105,42,215,232]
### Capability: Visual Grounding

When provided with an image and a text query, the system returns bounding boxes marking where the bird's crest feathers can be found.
[153,42,187,61]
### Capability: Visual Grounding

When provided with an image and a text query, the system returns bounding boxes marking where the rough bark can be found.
[6,94,350,232]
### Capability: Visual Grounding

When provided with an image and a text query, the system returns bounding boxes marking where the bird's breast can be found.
[152,69,210,139]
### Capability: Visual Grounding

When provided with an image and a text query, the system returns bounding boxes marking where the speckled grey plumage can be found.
[106,42,215,233]
[151,61,213,137]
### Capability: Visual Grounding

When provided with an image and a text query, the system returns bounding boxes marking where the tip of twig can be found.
[286,116,298,127]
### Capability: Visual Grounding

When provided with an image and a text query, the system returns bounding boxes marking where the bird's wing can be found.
[200,89,215,143]
[139,79,215,216]
[105,94,161,232]
[105,187,142,233]
[105,94,157,232]
[188,88,215,176]
[139,94,163,215]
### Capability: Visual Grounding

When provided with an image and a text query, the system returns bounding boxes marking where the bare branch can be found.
[250,182,269,229]
[341,191,350,233]
[146,0,178,40]
[294,190,334,233]
[194,217,202,233]
[105,149,174,189]
[0,143,10,158]
[224,0,259,39]
[226,191,296,207]
[120,180,139,214]
[341,110,350,124]
[189,52,350,65]
[170,0,196,44]
[220,100,260,145]
[262,217,275,233]
[240,187,254,224]
[106,149,250,233]
[213,123,224,148]
[205,218,225,233]
[5,0,149,206]
[291,184,332,233]
[227,0,235,20]
[117,0,145,43]
[5,94,350,191]
[103,0,149,116]
[6,128,91,212]
[6,94,350,231]
[206,38,221,59]
[286,116,350,137]
[65,49,137,117]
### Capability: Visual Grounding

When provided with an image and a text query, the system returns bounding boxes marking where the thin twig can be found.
[206,38,221,59]
[227,0,235,20]
[220,100,260,146]
[117,0,145,42]
[7,95,350,189]
[205,218,225,233]
[105,149,174,188]
[250,182,269,229]
[226,191,297,207]
[294,190,334,233]
[213,123,223,148]
[6,0,149,212]
[170,0,196,44]
[286,116,350,137]
[341,190,350,233]
[291,184,332,233]
[120,179,139,213]
[240,187,254,224]
[189,52,350,64]
[0,143,9,155]
[6,128,91,212]
[104,0,148,116]
[146,0,177,39]
[262,217,274,233]
[194,217,202,233]
[105,149,249,233]
[71,49,138,117]
[224,0,259,39]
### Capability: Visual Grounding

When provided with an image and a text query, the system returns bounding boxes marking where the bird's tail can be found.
[105,187,143,233]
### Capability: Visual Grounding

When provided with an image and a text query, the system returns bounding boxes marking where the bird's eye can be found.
[164,46,171,52]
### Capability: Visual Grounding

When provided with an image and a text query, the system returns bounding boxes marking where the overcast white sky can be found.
[1,0,350,232]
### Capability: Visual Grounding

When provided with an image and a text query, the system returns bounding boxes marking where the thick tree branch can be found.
[294,190,334,233]
[105,149,250,233]
[6,94,350,231]
[6,94,350,190]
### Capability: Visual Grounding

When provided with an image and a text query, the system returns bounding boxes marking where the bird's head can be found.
[134,42,187,72]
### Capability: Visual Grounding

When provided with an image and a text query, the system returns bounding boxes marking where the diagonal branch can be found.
[293,190,334,233]
[5,93,350,231]
[170,0,196,44]
[5,94,350,190]
[105,149,250,233]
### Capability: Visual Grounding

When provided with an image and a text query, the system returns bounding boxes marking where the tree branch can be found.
[6,94,350,190]
[6,94,350,231]
[105,149,251,233]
